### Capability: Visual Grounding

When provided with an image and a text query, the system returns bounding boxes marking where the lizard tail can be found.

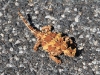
[18,11,40,37]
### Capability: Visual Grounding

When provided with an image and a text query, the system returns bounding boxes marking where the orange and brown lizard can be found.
[18,11,77,64]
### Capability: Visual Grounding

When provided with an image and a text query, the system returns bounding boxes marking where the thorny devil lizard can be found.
[18,11,77,64]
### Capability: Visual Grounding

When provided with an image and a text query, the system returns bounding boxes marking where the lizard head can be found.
[63,36,77,57]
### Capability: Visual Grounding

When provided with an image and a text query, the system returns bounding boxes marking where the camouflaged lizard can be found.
[18,11,77,64]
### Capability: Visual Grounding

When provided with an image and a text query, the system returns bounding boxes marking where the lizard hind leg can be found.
[49,55,61,64]
[33,38,41,51]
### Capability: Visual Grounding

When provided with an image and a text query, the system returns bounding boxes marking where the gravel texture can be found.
[0,0,100,75]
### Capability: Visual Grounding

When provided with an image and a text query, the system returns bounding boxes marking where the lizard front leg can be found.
[33,38,41,51]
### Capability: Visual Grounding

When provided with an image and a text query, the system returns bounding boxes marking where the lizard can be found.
[18,11,77,64]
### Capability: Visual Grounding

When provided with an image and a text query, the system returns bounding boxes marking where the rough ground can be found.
[0,0,100,75]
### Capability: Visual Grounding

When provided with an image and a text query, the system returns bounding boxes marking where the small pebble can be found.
[45,15,57,20]
[59,69,64,73]
[0,12,3,17]
[16,72,20,75]
[75,15,80,22]
[88,63,92,65]
[32,38,36,41]
[86,34,90,38]
[97,31,100,34]
[35,10,39,14]
[27,9,31,12]
[96,48,100,52]
[25,32,30,38]
[92,28,97,33]
[19,50,24,54]
[82,62,86,65]
[0,33,4,37]
[96,71,100,75]
[19,64,25,68]
[28,3,34,6]
[52,21,56,24]
[78,68,82,72]
[18,46,22,50]
[8,20,11,23]
[74,8,77,11]
[79,35,83,38]
[80,56,83,59]
[40,54,45,57]
[78,46,84,50]
[57,25,61,29]
[15,40,21,44]
[90,28,97,33]
[14,56,19,61]
[6,63,15,67]
[35,24,40,29]
[83,66,87,69]
[9,38,13,42]
[2,50,7,54]
[61,14,65,18]
[23,46,27,50]
[94,13,98,17]
[93,40,98,46]
[10,47,13,51]
[64,8,70,12]
[13,28,16,31]
[8,14,12,19]
[15,2,19,6]
[92,59,97,64]
[23,58,28,63]
[92,68,95,71]
[48,6,53,11]
[32,16,37,19]
[94,65,98,70]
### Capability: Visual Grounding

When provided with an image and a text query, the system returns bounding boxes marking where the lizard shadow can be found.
[70,37,83,57]
[75,48,83,57]
[27,14,39,31]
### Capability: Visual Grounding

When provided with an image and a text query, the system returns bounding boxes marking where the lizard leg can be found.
[33,38,41,51]
[41,25,52,32]
[49,55,61,64]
